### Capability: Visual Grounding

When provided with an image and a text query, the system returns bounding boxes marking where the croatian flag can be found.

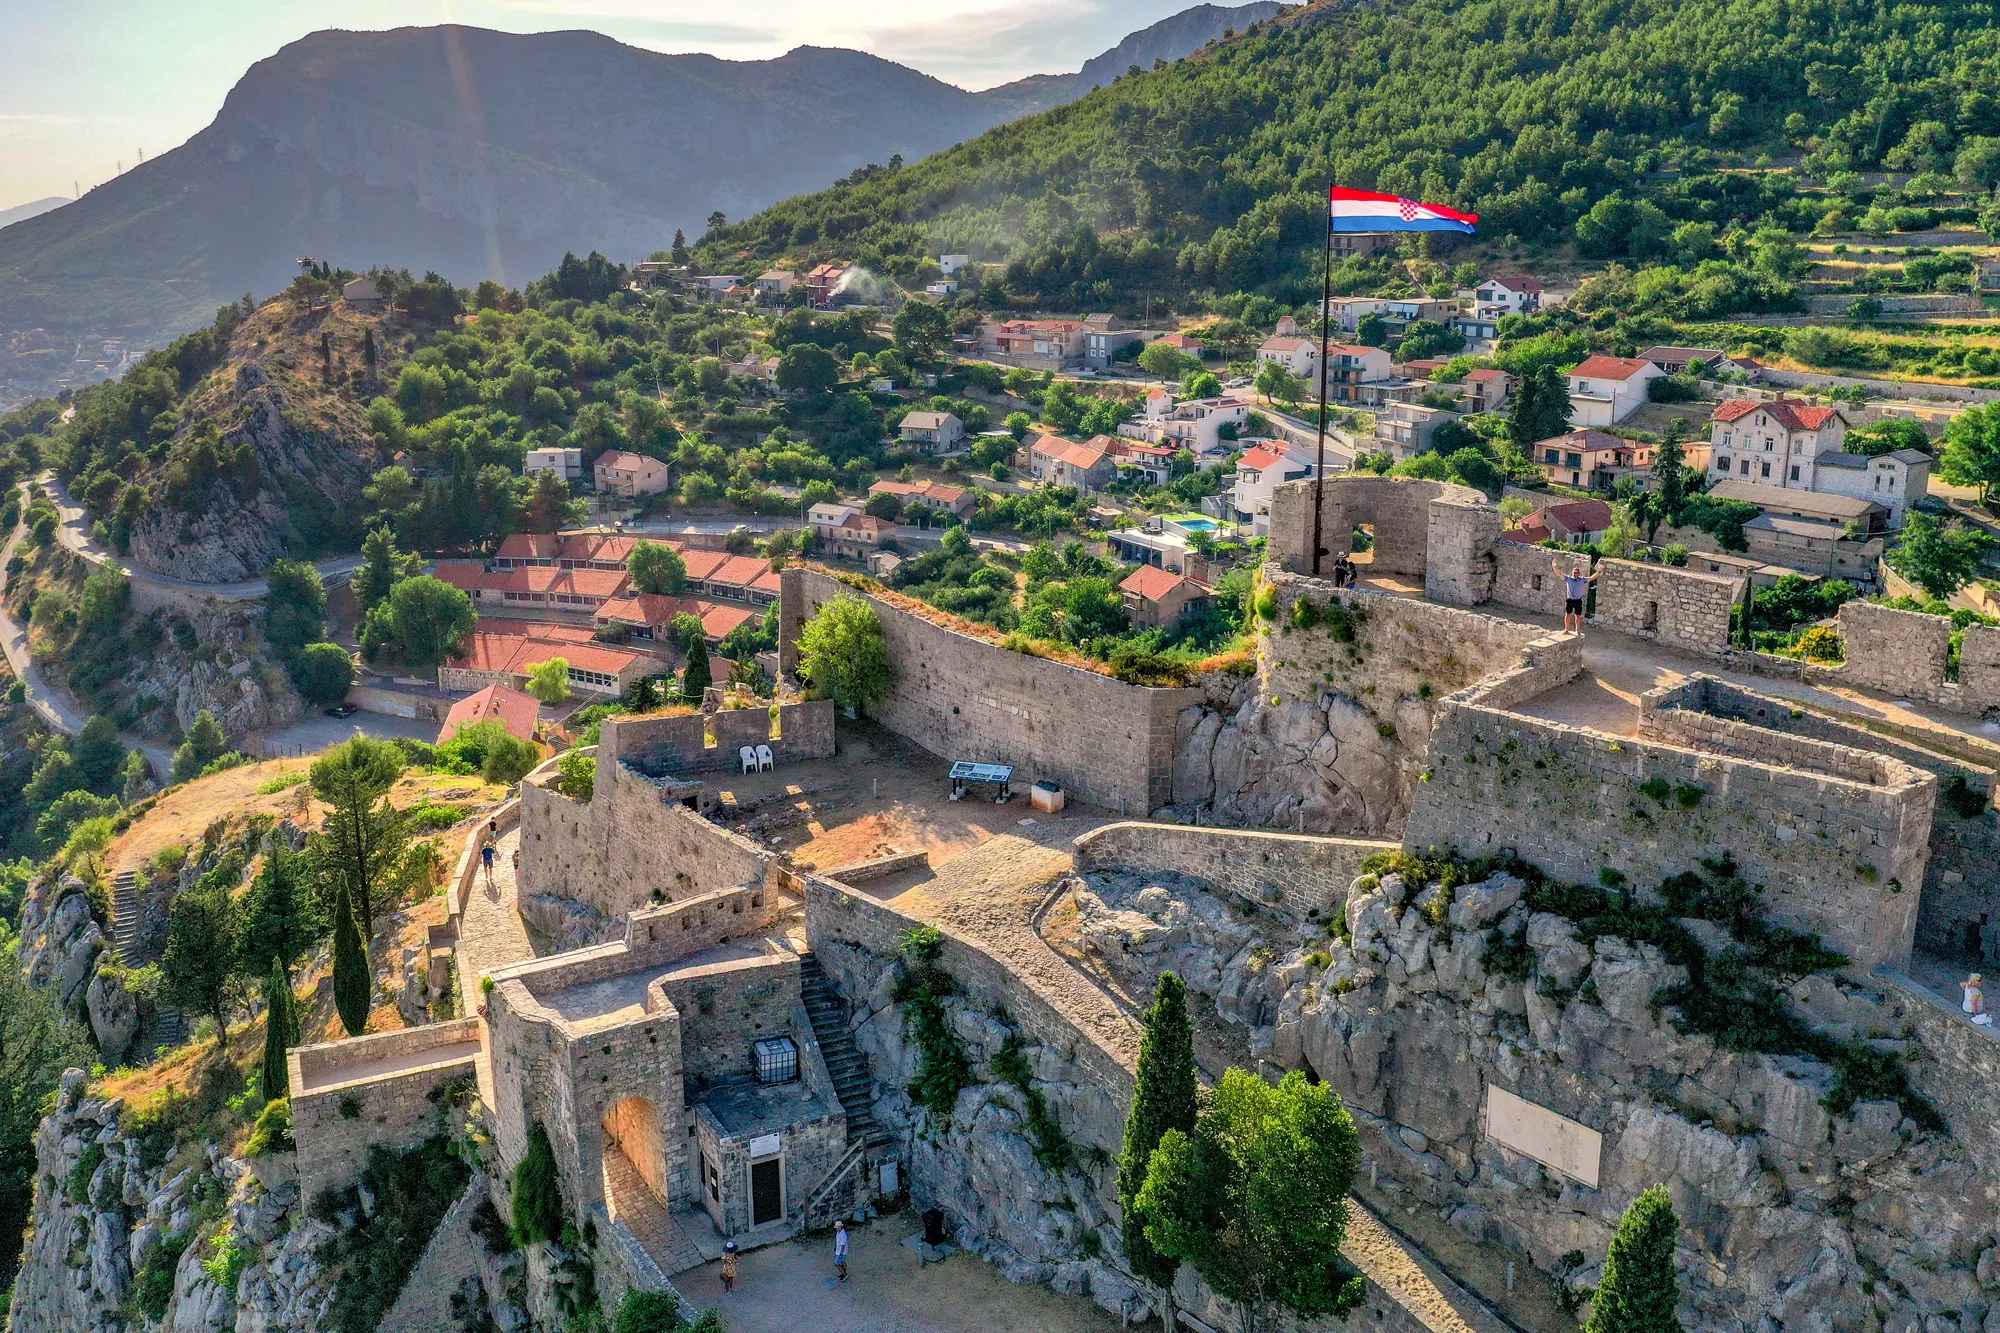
[1329,186,1477,234]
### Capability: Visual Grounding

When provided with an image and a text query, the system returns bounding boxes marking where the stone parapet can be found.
[1072,822,1396,924]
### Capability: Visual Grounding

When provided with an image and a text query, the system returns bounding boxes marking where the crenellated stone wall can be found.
[1071,821,1396,924]
[1829,601,2000,716]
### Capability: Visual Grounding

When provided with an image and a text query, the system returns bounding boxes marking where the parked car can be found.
[324,703,359,717]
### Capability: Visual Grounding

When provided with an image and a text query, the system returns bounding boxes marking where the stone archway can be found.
[602,1096,668,1207]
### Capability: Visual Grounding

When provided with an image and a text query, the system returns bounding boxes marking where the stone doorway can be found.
[602,1096,668,1206]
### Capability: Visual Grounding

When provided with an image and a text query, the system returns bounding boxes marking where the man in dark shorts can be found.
[1552,556,1597,633]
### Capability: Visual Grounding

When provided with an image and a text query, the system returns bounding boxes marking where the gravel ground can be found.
[669,1222,1123,1333]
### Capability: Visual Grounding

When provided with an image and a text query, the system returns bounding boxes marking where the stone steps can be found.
[375,1180,483,1333]
[603,1145,705,1277]
[799,953,893,1149]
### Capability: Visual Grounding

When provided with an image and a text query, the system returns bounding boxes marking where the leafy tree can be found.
[512,1122,565,1246]
[351,527,421,613]
[681,637,712,702]
[522,470,584,533]
[1183,370,1223,399]
[1398,319,1464,361]
[797,594,896,714]
[0,947,93,1285]
[1847,418,1932,458]
[471,723,541,785]
[1254,359,1305,408]
[292,642,355,707]
[309,735,408,930]
[161,874,243,1047]
[1119,973,1199,1291]
[628,540,687,594]
[330,875,371,1038]
[171,709,229,783]
[778,344,840,397]
[526,657,571,706]
[1585,1186,1682,1333]
[892,301,952,364]
[666,611,708,652]
[1886,513,1993,598]
[615,1289,683,1333]
[241,842,315,974]
[120,750,154,803]
[1940,403,2000,500]
[1141,343,1199,380]
[1355,314,1388,347]
[1137,1069,1365,1326]
[265,559,327,654]
[1005,411,1033,440]
[370,576,476,670]
[71,714,125,796]
[260,957,298,1103]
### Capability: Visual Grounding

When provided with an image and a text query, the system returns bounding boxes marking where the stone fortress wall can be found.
[287,1017,482,1206]
[1071,822,1396,924]
[597,698,836,775]
[779,567,1197,814]
[1830,599,2000,715]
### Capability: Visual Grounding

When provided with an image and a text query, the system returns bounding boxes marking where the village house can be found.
[983,319,1088,367]
[1323,343,1395,403]
[1231,442,1320,535]
[1022,434,1118,491]
[1706,399,1923,523]
[524,447,583,481]
[1108,438,1180,487]
[594,450,672,498]
[1708,478,1888,535]
[1083,320,1161,369]
[440,629,648,699]
[678,550,783,604]
[492,535,562,570]
[939,254,970,275]
[804,263,849,307]
[1534,428,1652,490]
[1640,345,1730,376]
[1257,334,1319,379]
[1566,356,1663,426]
[438,683,540,745]
[1472,273,1543,316]
[898,410,966,454]
[755,270,798,297]
[1118,565,1212,629]
[1505,498,1615,545]
[1325,297,1390,333]
[1125,395,1249,453]
[1374,401,1462,458]
[594,594,755,646]
[867,479,978,519]
[1460,367,1514,412]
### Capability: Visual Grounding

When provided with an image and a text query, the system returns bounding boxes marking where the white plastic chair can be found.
[755,743,775,772]
[739,745,757,774]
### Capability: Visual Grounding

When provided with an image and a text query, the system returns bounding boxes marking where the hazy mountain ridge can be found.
[0,6,1286,352]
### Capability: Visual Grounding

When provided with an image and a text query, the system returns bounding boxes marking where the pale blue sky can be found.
[0,0,1199,211]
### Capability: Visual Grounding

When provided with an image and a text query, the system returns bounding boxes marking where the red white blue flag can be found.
[1329,186,1477,234]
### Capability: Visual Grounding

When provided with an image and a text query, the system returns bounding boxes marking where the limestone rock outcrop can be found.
[1071,864,2000,1333]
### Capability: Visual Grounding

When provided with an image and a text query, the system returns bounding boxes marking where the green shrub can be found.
[615,1289,683,1333]
[893,925,974,1116]
[133,1231,192,1319]
[510,1124,564,1247]
[321,1138,473,1333]
[1638,777,1671,803]
[246,1098,295,1156]
[67,1142,105,1203]
[202,1220,253,1296]
[1672,784,1704,808]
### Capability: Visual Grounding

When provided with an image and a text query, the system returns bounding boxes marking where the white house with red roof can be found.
[1472,273,1544,316]
[1566,356,1664,426]
[1023,434,1118,491]
[1707,398,1926,525]
[1231,442,1321,535]
[1460,367,1514,412]
[1257,335,1319,378]
[592,450,672,498]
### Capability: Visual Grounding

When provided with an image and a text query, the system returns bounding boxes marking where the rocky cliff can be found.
[1070,859,2000,1332]
[10,1070,331,1333]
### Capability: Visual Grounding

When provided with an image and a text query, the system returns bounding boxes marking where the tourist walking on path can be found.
[481,841,496,885]
[1553,557,1598,634]
[722,1241,738,1294]
[1965,973,1991,1026]
[833,1221,849,1282]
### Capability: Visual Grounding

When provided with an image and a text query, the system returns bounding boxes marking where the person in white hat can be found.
[833,1221,849,1282]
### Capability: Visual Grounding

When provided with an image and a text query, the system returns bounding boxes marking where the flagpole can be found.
[1311,186,1333,577]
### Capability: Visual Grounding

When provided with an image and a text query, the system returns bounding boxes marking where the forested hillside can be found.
[700,0,2000,307]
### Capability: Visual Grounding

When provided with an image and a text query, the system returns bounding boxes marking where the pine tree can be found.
[242,842,314,973]
[1119,972,1199,1294]
[331,876,371,1037]
[171,709,228,782]
[1650,418,1690,520]
[261,957,298,1102]
[1586,1186,1683,1333]
[681,636,712,702]
[362,327,377,370]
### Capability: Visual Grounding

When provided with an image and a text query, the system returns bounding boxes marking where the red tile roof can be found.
[1569,356,1655,382]
[442,684,540,744]
[1032,435,1112,470]
[1536,499,1615,533]
[1711,397,1845,431]
[1464,368,1509,382]
[495,533,561,561]
[454,632,640,677]
[1535,428,1628,454]
[594,450,666,473]
[1236,446,1289,471]
[679,549,732,582]
[1120,566,1200,601]
[431,560,486,591]
[1502,523,1553,545]
[473,619,600,643]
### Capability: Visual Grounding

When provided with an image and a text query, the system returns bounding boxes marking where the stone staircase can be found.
[603,1146,706,1277]
[107,867,186,1053]
[375,1180,483,1333]
[799,953,892,1150]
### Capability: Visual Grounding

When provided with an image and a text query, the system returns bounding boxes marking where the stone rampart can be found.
[627,883,778,963]
[518,749,775,920]
[288,1018,481,1206]
[1267,476,1495,605]
[599,699,835,774]
[1592,558,1743,653]
[1072,822,1396,924]
[779,567,1195,813]
[1408,678,1936,970]
[1485,540,1570,617]
[1830,601,2000,716]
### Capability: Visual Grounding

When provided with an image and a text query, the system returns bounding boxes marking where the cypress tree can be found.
[331,877,371,1037]
[261,958,297,1102]
[681,636,712,702]
[1586,1185,1683,1333]
[1119,972,1199,1292]
[242,842,312,975]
